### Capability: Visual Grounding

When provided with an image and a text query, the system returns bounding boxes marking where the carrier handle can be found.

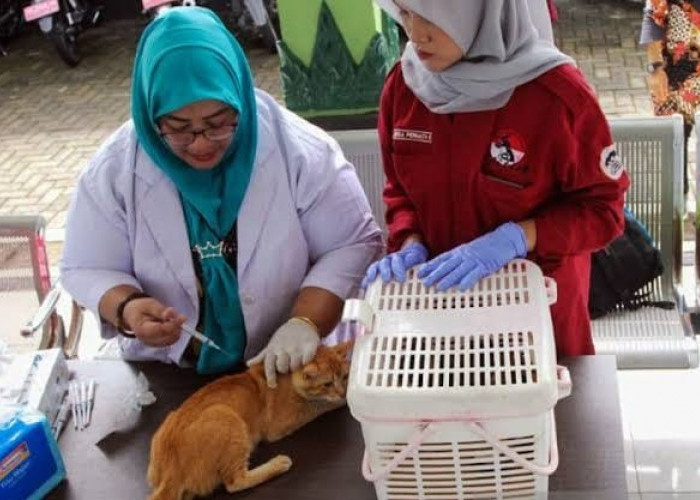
[557,365,572,400]
[544,277,557,305]
[341,299,374,332]
[361,423,434,482]
[361,413,559,482]
[465,412,559,476]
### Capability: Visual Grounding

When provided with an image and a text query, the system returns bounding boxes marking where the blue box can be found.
[0,406,66,500]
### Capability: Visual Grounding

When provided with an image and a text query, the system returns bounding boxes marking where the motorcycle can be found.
[0,0,23,56]
[142,0,278,54]
[23,0,102,67]
[230,0,278,53]
[142,0,197,20]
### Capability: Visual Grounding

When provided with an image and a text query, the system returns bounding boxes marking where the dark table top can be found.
[47,355,627,500]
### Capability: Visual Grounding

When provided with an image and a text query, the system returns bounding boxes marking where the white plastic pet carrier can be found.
[344,259,571,500]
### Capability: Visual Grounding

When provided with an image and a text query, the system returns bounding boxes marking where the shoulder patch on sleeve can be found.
[600,144,625,180]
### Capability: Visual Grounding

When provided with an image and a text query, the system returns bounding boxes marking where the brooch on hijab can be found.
[194,241,224,260]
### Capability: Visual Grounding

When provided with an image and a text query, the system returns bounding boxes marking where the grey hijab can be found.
[375,0,573,113]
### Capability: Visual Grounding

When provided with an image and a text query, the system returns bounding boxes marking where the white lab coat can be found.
[60,90,383,365]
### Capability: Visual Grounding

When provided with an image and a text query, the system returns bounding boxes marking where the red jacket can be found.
[379,63,629,356]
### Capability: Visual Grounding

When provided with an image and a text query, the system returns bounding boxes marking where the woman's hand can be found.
[418,222,527,291]
[649,68,669,105]
[246,317,320,388]
[122,297,187,347]
[362,241,429,288]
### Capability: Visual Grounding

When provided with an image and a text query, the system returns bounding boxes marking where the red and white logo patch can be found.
[393,128,433,144]
[490,130,526,167]
[600,144,624,180]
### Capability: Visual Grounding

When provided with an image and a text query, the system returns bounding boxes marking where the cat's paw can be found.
[271,454,293,473]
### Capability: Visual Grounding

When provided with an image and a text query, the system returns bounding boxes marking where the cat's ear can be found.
[302,363,319,381]
[333,341,354,361]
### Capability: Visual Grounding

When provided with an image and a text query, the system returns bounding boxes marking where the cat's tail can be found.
[148,416,187,500]
[148,458,187,500]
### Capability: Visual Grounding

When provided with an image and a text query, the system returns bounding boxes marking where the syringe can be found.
[180,323,237,358]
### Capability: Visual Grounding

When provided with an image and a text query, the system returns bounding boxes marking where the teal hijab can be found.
[131,7,257,374]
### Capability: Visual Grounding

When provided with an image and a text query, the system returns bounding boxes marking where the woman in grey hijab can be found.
[363,0,629,357]
[528,0,555,42]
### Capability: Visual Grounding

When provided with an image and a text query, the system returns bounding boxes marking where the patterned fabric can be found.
[647,0,700,123]
[188,224,238,363]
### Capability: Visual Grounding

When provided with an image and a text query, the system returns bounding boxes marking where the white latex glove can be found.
[246,318,320,388]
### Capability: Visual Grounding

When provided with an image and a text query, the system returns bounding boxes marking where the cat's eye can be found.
[323,381,333,387]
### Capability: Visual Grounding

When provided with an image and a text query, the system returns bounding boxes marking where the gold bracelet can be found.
[289,316,319,334]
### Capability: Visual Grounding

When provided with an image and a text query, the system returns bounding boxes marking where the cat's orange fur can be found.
[146,342,352,500]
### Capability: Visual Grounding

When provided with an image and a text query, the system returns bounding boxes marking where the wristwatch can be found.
[647,61,665,73]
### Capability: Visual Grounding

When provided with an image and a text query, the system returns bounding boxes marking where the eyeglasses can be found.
[160,124,237,148]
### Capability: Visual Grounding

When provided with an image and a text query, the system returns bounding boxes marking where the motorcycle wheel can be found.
[0,1,22,41]
[52,18,80,67]
[260,23,277,54]
[261,0,279,54]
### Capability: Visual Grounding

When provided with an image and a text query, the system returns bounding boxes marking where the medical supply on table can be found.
[181,323,237,358]
[69,379,97,431]
[51,397,70,439]
[93,370,156,446]
[0,349,70,427]
[69,383,80,431]
[343,260,571,500]
[0,405,66,500]
[86,380,95,425]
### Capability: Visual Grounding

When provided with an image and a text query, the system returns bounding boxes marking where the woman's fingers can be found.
[126,299,185,347]
[264,354,278,388]
[136,319,181,346]
[417,252,451,279]
[378,256,393,282]
[421,255,461,287]
[362,261,379,288]
[459,267,484,291]
[390,252,407,282]
[436,262,476,291]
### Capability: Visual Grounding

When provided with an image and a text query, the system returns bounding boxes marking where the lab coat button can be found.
[242,294,255,305]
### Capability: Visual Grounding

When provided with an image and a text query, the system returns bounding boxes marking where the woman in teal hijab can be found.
[60,7,382,380]
[130,7,256,374]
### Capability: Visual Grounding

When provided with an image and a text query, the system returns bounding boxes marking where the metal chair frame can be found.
[0,215,83,357]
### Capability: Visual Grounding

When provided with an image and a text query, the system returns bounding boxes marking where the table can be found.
[48,356,627,500]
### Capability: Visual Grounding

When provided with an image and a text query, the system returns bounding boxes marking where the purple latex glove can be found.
[417,222,527,291]
[362,242,429,288]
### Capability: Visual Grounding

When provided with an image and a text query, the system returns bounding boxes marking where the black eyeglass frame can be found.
[159,123,238,148]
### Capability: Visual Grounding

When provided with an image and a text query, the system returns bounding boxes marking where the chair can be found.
[331,129,386,235]
[600,115,698,368]
[0,215,83,357]
[331,116,699,369]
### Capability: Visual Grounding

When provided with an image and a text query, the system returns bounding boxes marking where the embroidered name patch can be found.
[600,144,625,180]
[393,128,433,144]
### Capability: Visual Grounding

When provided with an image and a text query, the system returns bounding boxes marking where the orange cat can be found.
[147,342,351,500]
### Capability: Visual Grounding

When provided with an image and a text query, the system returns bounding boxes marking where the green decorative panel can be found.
[279,1,399,117]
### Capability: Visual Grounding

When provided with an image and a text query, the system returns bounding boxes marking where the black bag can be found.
[588,211,674,319]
